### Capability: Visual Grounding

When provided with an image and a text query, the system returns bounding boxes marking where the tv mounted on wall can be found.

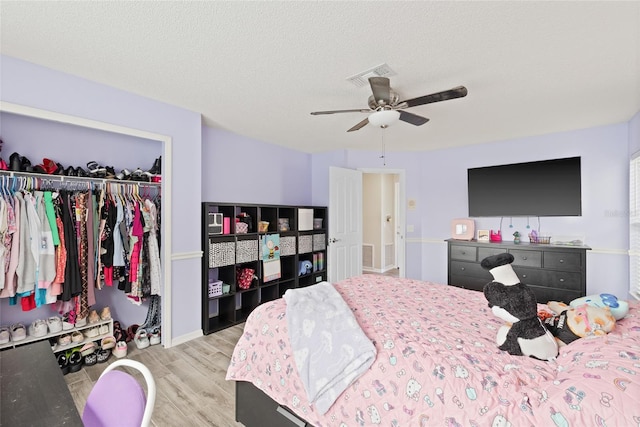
[467,157,582,217]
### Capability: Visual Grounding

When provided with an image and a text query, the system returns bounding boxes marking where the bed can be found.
[226,275,640,426]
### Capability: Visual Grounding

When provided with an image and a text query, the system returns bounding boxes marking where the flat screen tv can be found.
[467,157,582,217]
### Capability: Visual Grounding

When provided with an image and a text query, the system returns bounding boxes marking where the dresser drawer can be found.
[510,249,542,268]
[449,275,488,292]
[543,251,582,272]
[527,285,583,304]
[477,247,508,262]
[450,245,477,261]
[515,267,582,291]
[450,261,491,278]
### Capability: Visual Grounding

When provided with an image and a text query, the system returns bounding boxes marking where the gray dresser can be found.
[446,239,590,303]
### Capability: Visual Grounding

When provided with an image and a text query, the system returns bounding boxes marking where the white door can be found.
[328,166,363,282]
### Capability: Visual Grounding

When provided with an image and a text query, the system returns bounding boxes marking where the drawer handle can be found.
[522,274,527,278]
[277,406,305,427]
[460,267,465,271]
[559,259,564,263]
[461,251,466,255]
[559,278,565,282]
[522,256,528,260]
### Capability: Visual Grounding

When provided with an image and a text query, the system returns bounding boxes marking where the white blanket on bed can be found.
[283,281,376,415]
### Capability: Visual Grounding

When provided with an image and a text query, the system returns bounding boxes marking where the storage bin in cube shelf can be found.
[298,235,313,254]
[209,241,236,268]
[280,236,296,256]
[208,280,223,298]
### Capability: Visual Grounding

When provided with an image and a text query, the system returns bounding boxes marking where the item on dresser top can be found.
[570,293,629,320]
[450,218,475,240]
[489,229,502,242]
[481,253,558,361]
[543,301,616,346]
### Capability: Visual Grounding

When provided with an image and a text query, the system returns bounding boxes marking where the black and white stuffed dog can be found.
[482,253,558,361]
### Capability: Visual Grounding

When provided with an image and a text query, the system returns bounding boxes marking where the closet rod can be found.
[0,170,161,188]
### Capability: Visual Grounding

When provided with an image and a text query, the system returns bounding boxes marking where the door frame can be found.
[359,168,406,278]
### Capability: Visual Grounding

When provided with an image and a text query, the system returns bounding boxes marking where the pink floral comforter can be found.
[226,275,640,426]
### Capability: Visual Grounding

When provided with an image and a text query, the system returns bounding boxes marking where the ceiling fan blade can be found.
[310,109,371,115]
[399,86,468,108]
[347,118,369,132]
[369,77,391,105]
[398,110,430,126]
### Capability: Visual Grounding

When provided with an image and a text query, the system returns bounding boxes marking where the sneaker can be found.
[83,353,98,366]
[68,350,83,373]
[71,331,84,343]
[134,329,150,350]
[80,341,96,356]
[58,334,71,346]
[47,316,63,333]
[149,328,161,346]
[28,319,48,337]
[84,327,99,338]
[96,347,111,363]
[113,341,128,358]
[98,323,109,335]
[0,326,9,344]
[10,323,26,341]
[99,306,111,321]
[101,335,116,350]
[75,317,87,327]
[58,353,70,375]
[88,309,100,324]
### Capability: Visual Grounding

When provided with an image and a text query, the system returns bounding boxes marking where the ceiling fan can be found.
[310,77,467,132]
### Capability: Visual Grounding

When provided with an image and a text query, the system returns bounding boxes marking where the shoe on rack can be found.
[71,331,84,343]
[80,341,97,356]
[101,335,116,350]
[10,323,26,341]
[0,159,7,171]
[28,319,48,337]
[84,352,98,366]
[75,317,87,327]
[84,327,99,339]
[20,155,33,172]
[42,158,59,174]
[134,329,150,350]
[68,349,83,373]
[86,161,106,178]
[0,326,10,344]
[98,323,109,335]
[99,306,111,321]
[9,153,21,172]
[58,334,71,347]
[96,347,111,363]
[54,163,65,175]
[58,352,70,375]
[76,166,88,177]
[113,341,128,358]
[105,166,116,179]
[88,309,100,324]
[47,316,63,333]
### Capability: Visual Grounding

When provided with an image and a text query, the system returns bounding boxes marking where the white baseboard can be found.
[169,329,204,347]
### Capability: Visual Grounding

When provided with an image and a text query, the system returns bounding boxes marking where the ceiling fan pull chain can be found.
[379,130,386,166]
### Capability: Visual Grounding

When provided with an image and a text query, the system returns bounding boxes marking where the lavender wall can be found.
[312,121,633,299]
[202,127,311,204]
[0,55,203,339]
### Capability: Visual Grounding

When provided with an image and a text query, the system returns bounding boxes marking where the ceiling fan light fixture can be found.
[368,109,400,128]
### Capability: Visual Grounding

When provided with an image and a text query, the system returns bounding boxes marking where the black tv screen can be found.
[467,157,582,217]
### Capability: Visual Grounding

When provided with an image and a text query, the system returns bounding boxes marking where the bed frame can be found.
[236,381,312,427]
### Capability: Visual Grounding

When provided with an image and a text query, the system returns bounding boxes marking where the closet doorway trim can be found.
[0,101,174,348]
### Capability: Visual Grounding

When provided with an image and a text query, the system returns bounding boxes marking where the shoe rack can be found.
[201,203,328,335]
[0,318,113,354]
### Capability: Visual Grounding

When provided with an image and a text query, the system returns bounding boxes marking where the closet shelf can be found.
[0,170,161,187]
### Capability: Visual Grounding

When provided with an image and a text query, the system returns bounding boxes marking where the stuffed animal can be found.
[543,301,616,346]
[569,293,629,320]
[298,260,312,276]
[482,253,558,361]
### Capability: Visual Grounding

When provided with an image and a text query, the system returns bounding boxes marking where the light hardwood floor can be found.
[65,324,246,426]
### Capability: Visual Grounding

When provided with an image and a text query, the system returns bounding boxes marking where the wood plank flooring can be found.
[65,324,246,427]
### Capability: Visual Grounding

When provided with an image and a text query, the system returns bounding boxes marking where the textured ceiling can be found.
[1,1,639,153]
